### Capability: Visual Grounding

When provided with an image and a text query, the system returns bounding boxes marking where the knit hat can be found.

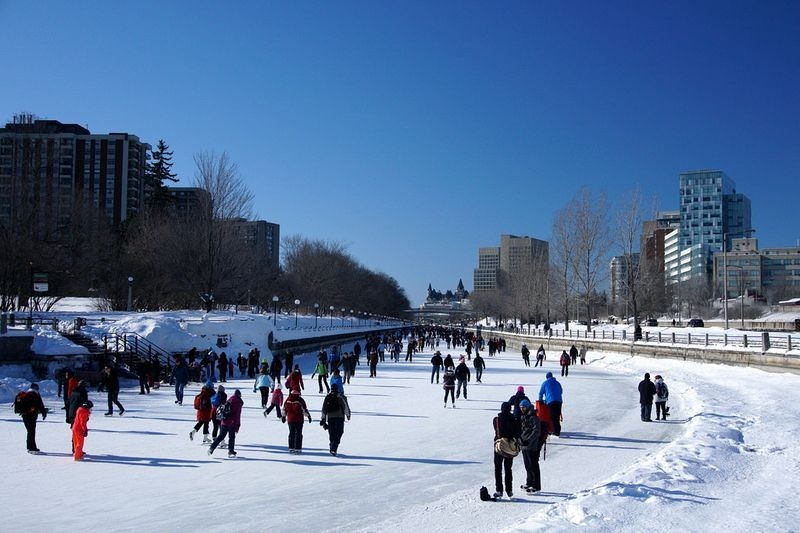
[29,382,39,391]
[204,380,214,389]
[644,372,650,379]
[217,385,226,392]
[520,399,532,409]
[546,372,553,379]
[517,386,524,393]
[234,389,242,397]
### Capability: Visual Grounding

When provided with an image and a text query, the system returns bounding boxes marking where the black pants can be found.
[655,402,667,419]
[369,363,377,377]
[640,403,653,421]
[288,421,305,451]
[327,417,345,453]
[107,389,124,414]
[210,425,235,454]
[522,448,541,490]
[535,357,543,367]
[318,376,329,393]
[139,375,150,394]
[265,404,282,418]
[561,365,569,377]
[548,401,563,436]
[193,420,209,434]
[431,365,440,383]
[456,379,468,399]
[494,452,514,494]
[476,367,483,382]
[259,387,270,407]
[22,413,38,451]
[443,388,455,405]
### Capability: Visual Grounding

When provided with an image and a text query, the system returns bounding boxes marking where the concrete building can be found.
[0,117,150,235]
[610,253,640,305]
[473,234,549,292]
[229,219,280,269]
[713,238,800,302]
[641,210,680,265]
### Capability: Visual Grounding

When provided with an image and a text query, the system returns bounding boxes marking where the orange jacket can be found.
[72,406,91,435]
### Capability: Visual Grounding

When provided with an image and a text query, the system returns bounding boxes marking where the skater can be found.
[137,358,151,394]
[190,381,215,444]
[285,365,304,392]
[535,345,546,367]
[521,344,531,367]
[570,344,578,365]
[312,355,330,393]
[430,351,443,384]
[519,399,543,493]
[368,348,379,377]
[171,357,189,405]
[282,389,312,454]
[284,351,295,379]
[492,401,520,499]
[579,346,587,365]
[442,368,456,408]
[210,385,228,441]
[455,355,470,400]
[654,375,669,420]
[253,368,274,407]
[72,400,93,461]
[217,352,228,382]
[320,384,351,456]
[638,373,656,422]
[329,369,344,396]
[473,352,485,383]
[14,382,47,454]
[559,350,570,377]
[443,353,455,371]
[508,386,530,420]
[100,363,125,416]
[264,382,284,419]
[269,355,283,384]
[209,389,243,458]
[538,372,564,436]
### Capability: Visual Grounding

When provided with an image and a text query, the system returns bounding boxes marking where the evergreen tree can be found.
[145,139,178,210]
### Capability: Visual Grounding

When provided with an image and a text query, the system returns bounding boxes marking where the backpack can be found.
[13,391,32,414]
[656,381,668,400]
[322,393,338,414]
[216,400,233,421]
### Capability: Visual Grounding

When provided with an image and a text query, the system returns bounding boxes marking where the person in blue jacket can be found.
[538,371,563,436]
[329,368,344,396]
[171,357,190,405]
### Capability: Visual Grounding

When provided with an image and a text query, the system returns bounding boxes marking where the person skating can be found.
[100,363,125,416]
[569,344,578,365]
[518,399,544,493]
[329,369,344,396]
[430,351,443,384]
[264,382,284,419]
[654,375,670,420]
[638,373,656,422]
[535,345,546,367]
[269,355,283,384]
[282,389,312,454]
[521,344,531,367]
[559,350,570,377]
[442,368,456,408]
[320,384,351,456]
[508,386,530,420]
[137,358,151,394]
[311,355,330,393]
[579,346,587,365]
[368,349,379,377]
[492,401,520,499]
[253,368,274,407]
[473,353,485,383]
[285,365,304,392]
[217,352,228,382]
[210,385,228,441]
[14,382,47,454]
[72,400,93,461]
[190,381,215,443]
[443,353,455,371]
[209,389,243,458]
[171,357,189,405]
[538,372,564,436]
[455,355,470,400]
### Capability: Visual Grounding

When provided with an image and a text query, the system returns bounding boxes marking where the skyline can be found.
[2,1,798,306]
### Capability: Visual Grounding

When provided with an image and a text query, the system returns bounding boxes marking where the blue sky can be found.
[2,1,798,306]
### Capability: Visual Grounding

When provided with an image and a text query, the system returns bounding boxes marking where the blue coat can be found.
[538,376,563,404]
[330,374,344,394]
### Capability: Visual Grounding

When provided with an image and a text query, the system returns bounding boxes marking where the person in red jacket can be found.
[72,400,93,461]
[284,365,304,393]
[209,389,244,458]
[190,381,215,444]
[282,389,312,454]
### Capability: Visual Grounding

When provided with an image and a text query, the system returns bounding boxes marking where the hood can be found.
[546,372,553,379]
[500,401,511,414]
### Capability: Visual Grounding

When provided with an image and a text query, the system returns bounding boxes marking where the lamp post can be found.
[272,296,279,325]
[329,305,334,326]
[314,303,319,328]
[127,276,134,311]
[294,299,300,327]
[341,308,345,326]
[350,309,354,327]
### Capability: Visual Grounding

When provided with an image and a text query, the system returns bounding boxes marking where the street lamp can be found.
[350,309,354,327]
[294,299,300,327]
[127,276,134,311]
[314,303,319,328]
[341,308,345,326]
[272,296,279,325]
[329,305,334,326]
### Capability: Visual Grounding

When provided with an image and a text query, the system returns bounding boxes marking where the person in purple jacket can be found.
[208,388,243,458]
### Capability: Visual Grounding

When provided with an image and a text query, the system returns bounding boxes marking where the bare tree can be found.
[613,187,646,332]
[551,204,576,330]
[569,187,609,332]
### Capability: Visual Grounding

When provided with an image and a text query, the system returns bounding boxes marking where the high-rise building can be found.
[642,210,680,265]
[228,219,280,269]
[610,253,640,305]
[0,117,150,236]
[473,234,549,292]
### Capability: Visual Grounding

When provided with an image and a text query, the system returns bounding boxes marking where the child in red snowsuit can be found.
[72,400,93,461]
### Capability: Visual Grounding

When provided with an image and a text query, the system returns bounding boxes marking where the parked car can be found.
[687,318,704,327]
[645,318,658,327]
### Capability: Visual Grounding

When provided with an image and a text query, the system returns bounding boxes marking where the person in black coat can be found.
[443,354,455,371]
[492,401,521,498]
[101,363,125,416]
[430,351,443,384]
[473,353,485,383]
[455,357,471,399]
[638,372,657,422]
[508,386,530,419]
[16,383,47,453]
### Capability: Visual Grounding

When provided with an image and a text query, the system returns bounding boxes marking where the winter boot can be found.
[189,430,195,441]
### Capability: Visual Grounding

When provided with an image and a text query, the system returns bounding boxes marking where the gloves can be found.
[253,388,257,393]
[84,431,88,437]
[346,416,351,421]
[307,416,312,423]
[281,416,286,423]
[42,412,47,420]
